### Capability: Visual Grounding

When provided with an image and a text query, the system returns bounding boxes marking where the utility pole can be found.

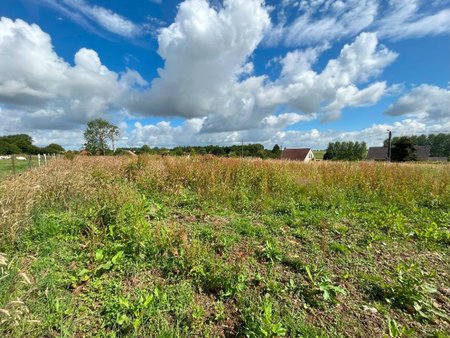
[387,129,392,162]
[241,139,244,158]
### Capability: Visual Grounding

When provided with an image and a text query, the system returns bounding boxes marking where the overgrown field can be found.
[0,156,449,337]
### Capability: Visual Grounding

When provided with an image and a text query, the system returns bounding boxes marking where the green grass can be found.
[313,150,326,160]
[0,156,449,337]
[0,157,40,181]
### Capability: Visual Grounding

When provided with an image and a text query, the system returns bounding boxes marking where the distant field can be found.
[0,157,40,181]
[313,150,326,160]
[0,156,449,337]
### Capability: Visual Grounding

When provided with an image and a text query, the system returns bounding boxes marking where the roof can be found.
[366,147,388,160]
[366,145,431,161]
[281,148,312,161]
[414,145,431,160]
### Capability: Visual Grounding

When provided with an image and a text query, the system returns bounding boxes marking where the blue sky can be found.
[0,0,449,149]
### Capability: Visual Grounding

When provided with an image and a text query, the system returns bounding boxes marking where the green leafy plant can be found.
[385,264,448,322]
[302,265,347,305]
[243,296,287,337]
[387,317,414,337]
[261,240,283,263]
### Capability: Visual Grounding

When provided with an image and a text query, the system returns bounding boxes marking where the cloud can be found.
[0,17,141,130]
[266,0,378,47]
[261,113,317,129]
[125,112,450,150]
[42,0,142,38]
[376,0,450,40]
[266,0,450,47]
[271,117,446,149]
[128,0,396,132]
[201,32,396,130]
[1,1,446,150]
[128,0,271,119]
[385,84,450,121]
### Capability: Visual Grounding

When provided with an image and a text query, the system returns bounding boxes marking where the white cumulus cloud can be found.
[128,0,397,132]
[385,84,450,121]
[128,0,271,119]
[0,17,140,131]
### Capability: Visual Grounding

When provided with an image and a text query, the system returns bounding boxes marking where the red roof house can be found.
[281,148,315,162]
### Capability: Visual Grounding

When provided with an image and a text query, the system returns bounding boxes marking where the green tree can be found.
[43,143,65,154]
[0,140,21,155]
[383,133,450,159]
[84,119,119,155]
[271,144,282,158]
[324,141,366,161]
[140,145,152,154]
[0,134,36,153]
[391,136,416,162]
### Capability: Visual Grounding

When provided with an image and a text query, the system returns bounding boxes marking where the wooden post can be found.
[28,154,32,170]
[11,155,16,176]
[38,154,41,167]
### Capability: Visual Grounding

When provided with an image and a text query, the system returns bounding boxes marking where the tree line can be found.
[0,134,65,155]
[116,144,282,159]
[383,133,450,158]
[323,141,367,161]
[85,119,449,161]
[323,134,449,162]
[4,119,447,162]
[84,119,283,158]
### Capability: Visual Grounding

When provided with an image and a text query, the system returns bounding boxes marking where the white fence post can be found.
[44,154,47,165]
[38,154,41,167]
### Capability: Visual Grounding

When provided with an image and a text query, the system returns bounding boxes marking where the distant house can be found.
[281,148,315,163]
[366,147,388,161]
[366,145,432,161]
[79,150,89,156]
[414,146,431,160]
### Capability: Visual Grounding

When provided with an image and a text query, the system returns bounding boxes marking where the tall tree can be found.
[271,144,282,158]
[0,140,21,155]
[391,136,416,162]
[84,119,119,155]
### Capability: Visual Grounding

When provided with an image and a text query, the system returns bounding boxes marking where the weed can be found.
[242,295,287,337]
[299,265,347,306]
[261,240,283,263]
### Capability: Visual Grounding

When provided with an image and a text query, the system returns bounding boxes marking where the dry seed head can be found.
[0,308,11,317]
[18,272,32,285]
[0,253,7,266]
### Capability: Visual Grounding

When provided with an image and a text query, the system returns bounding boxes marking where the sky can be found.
[0,0,449,150]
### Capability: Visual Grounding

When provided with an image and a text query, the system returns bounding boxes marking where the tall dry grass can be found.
[132,156,449,207]
[0,157,131,244]
[1,155,449,244]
